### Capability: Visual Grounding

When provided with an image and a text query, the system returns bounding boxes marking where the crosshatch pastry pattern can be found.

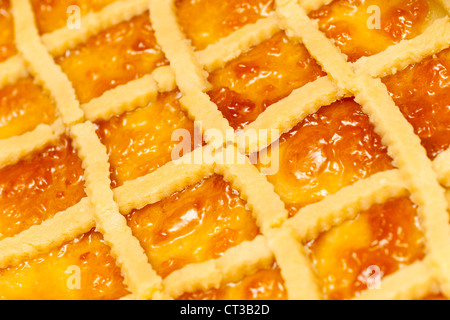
[0,0,449,300]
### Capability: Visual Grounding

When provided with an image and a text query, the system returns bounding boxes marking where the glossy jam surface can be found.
[422,293,447,300]
[0,0,16,63]
[382,48,450,160]
[309,0,445,62]
[176,0,274,50]
[96,91,199,188]
[31,0,117,34]
[0,77,58,140]
[178,264,286,300]
[56,13,168,104]
[0,230,129,299]
[263,98,393,216]
[305,197,425,300]
[126,175,260,278]
[208,32,326,130]
[0,137,85,240]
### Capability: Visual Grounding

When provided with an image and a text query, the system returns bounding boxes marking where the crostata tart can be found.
[0,0,449,300]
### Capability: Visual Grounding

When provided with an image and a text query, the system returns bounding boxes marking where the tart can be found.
[0,0,449,300]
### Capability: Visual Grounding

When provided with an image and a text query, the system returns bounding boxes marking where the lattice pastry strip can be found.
[0,119,65,168]
[434,150,450,187]
[41,0,150,57]
[0,0,449,301]
[11,0,84,126]
[354,261,437,300]
[0,198,94,269]
[70,121,163,299]
[0,55,26,89]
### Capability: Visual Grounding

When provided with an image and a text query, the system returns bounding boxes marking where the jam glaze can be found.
[309,0,446,62]
[0,77,58,140]
[383,48,450,160]
[178,264,286,300]
[305,197,426,300]
[30,0,117,35]
[126,175,260,278]
[262,98,393,216]
[0,0,16,63]
[176,0,274,51]
[421,293,447,300]
[0,230,129,300]
[96,91,200,189]
[0,137,85,240]
[208,32,326,130]
[56,13,168,104]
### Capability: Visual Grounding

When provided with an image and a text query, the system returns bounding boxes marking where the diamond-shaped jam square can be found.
[309,0,446,62]
[305,197,426,300]
[56,12,168,104]
[178,263,286,300]
[382,48,450,160]
[30,0,117,34]
[96,91,200,188]
[262,98,394,216]
[0,230,129,300]
[0,0,17,63]
[0,136,86,240]
[176,0,274,50]
[126,175,260,278]
[208,31,326,130]
[0,77,58,140]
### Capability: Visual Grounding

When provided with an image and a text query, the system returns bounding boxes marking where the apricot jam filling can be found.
[126,175,260,278]
[262,98,394,216]
[178,264,286,300]
[96,91,200,189]
[175,0,274,50]
[422,293,447,300]
[30,0,117,35]
[56,12,168,104]
[0,0,16,63]
[0,77,58,140]
[0,136,85,240]
[0,230,129,300]
[309,0,446,62]
[382,48,450,160]
[305,196,426,300]
[208,32,326,130]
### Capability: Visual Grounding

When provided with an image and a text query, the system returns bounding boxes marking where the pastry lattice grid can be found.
[0,0,449,300]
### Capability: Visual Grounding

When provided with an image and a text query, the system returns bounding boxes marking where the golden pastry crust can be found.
[434,149,450,187]
[354,261,435,300]
[353,17,450,78]
[1,0,449,300]
[0,120,65,168]
[81,74,159,122]
[197,14,280,72]
[163,236,273,298]
[275,0,354,89]
[115,146,215,215]
[11,0,84,126]
[285,170,408,241]
[41,0,149,57]
[0,55,27,89]
[265,227,320,299]
[237,76,343,153]
[70,121,163,300]
[149,0,209,95]
[0,198,94,269]
[214,145,288,233]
